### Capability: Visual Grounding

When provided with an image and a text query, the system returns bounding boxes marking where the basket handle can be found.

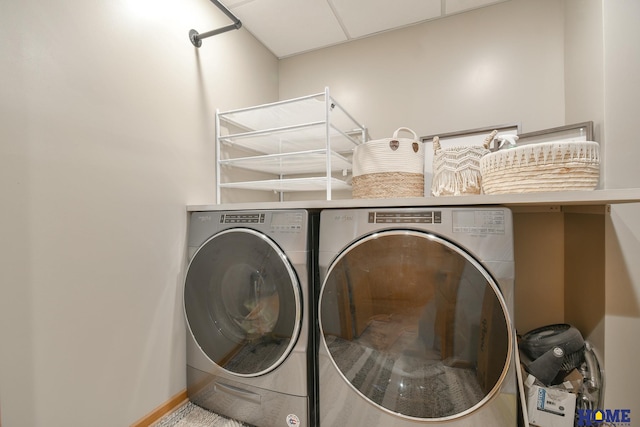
[389,127,420,152]
[432,129,497,153]
[392,127,418,140]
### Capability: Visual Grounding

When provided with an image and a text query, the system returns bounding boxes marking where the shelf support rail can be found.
[215,108,222,204]
[325,87,332,201]
[189,0,242,48]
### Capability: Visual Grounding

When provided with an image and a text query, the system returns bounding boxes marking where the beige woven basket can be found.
[431,130,497,196]
[480,141,600,194]
[352,127,424,199]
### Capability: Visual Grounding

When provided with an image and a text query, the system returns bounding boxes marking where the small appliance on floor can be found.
[184,209,318,427]
[317,207,516,426]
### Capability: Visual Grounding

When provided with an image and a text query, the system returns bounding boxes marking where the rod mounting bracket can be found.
[189,29,203,48]
[189,0,242,48]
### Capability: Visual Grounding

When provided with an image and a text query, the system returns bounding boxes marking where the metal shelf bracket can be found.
[189,0,242,48]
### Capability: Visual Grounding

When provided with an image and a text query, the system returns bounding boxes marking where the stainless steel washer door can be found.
[319,230,513,421]
[185,228,302,377]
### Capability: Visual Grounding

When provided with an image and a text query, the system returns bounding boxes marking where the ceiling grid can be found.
[219,0,509,58]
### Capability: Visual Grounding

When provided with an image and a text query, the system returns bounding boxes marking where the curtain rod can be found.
[189,0,242,48]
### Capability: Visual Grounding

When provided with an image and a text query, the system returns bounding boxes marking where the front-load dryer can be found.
[318,207,516,426]
[184,209,318,427]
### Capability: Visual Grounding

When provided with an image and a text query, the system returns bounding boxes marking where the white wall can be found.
[564,0,605,184]
[0,0,278,425]
[279,0,566,141]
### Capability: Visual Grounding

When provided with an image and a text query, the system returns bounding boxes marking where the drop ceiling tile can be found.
[216,0,511,57]
[225,0,348,58]
[330,0,442,39]
[445,0,507,15]
[219,0,252,7]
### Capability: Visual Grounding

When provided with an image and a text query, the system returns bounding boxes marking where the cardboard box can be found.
[527,385,576,427]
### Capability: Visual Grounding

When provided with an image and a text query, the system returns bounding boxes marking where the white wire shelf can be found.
[216,87,366,202]
[218,123,360,154]
[218,177,352,193]
[219,149,352,175]
[218,92,362,133]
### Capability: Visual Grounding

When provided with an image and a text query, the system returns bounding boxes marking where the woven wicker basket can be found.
[431,130,497,196]
[352,127,424,199]
[480,141,600,194]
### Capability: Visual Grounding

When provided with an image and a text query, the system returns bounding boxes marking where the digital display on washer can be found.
[452,209,505,234]
[270,212,304,231]
[368,211,442,224]
[220,213,265,224]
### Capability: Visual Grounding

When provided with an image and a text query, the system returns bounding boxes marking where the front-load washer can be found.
[318,207,516,426]
[184,209,318,427]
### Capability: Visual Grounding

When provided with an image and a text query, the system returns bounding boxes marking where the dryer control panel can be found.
[368,211,442,224]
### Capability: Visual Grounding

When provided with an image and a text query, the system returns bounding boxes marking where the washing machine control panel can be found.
[452,209,506,234]
[368,211,442,224]
[220,213,266,224]
[269,211,304,232]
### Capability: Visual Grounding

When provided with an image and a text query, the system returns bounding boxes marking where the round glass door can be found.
[185,228,301,376]
[320,230,512,420]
